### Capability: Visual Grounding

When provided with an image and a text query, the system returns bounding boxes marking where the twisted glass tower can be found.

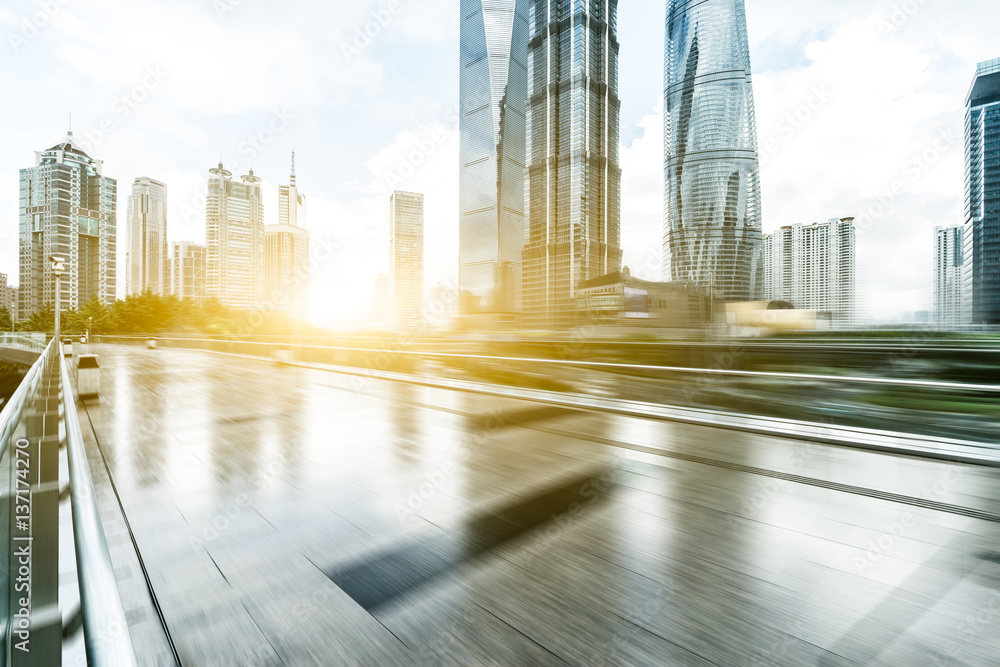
[459,0,529,321]
[663,0,762,302]
[522,0,622,328]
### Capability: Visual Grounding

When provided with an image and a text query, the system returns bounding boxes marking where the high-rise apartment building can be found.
[663,0,763,302]
[205,163,264,309]
[171,241,206,302]
[963,57,1000,325]
[459,0,528,322]
[264,154,310,317]
[389,191,424,329]
[522,0,623,328]
[126,177,168,296]
[935,226,965,327]
[761,218,856,325]
[18,130,117,315]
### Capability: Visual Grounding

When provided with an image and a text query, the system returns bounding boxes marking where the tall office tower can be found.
[171,241,206,302]
[265,154,310,317]
[18,130,117,315]
[459,0,528,323]
[205,163,264,309]
[935,226,965,327]
[389,191,424,329]
[963,57,1000,325]
[126,177,168,296]
[522,0,623,328]
[663,0,763,302]
[760,218,856,325]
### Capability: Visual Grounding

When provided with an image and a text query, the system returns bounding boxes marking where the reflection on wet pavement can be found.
[76,345,1000,666]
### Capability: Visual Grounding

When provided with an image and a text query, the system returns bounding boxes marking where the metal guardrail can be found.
[0,338,53,460]
[0,332,47,356]
[98,335,1000,394]
[59,352,138,666]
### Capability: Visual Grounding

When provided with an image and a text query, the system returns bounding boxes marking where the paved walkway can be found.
[74,344,1000,666]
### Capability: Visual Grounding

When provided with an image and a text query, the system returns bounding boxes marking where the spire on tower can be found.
[290,151,296,187]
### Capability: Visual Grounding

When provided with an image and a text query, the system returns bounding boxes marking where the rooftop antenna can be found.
[290,150,296,187]
[68,112,73,137]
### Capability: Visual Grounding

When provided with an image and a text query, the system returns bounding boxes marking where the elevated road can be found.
[75,345,1000,665]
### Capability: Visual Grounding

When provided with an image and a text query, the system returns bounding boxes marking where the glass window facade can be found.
[459,0,529,320]
[522,0,623,329]
[963,58,1000,325]
[389,191,425,329]
[126,177,169,296]
[663,0,762,302]
[205,164,265,310]
[18,132,117,316]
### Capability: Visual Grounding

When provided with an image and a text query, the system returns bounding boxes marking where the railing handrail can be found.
[97,335,1000,394]
[0,337,53,459]
[60,352,138,666]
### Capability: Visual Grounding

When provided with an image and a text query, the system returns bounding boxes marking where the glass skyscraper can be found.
[205,163,264,310]
[389,191,424,329]
[459,0,529,322]
[663,0,762,302]
[126,177,168,296]
[522,0,623,328]
[963,57,1000,325]
[19,130,117,315]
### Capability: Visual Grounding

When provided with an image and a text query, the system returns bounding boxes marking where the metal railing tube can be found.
[59,353,138,666]
[0,338,53,459]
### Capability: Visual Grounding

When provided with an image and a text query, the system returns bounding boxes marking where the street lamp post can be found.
[51,256,65,344]
[10,301,14,333]
[88,316,92,346]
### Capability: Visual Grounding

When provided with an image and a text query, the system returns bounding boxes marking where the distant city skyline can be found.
[1,1,998,326]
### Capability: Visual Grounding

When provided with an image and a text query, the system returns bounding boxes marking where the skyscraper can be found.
[205,163,264,309]
[963,57,1000,325]
[19,130,117,315]
[126,177,168,296]
[389,191,424,329]
[171,241,206,302]
[265,154,310,317]
[459,0,528,322]
[522,0,623,328]
[663,0,763,302]
[761,218,856,325]
[935,225,965,327]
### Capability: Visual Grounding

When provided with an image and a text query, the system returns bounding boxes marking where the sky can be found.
[0,0,997,327]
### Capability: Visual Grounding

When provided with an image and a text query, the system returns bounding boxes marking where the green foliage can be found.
[0,307,10,331]
[17,291,309,337]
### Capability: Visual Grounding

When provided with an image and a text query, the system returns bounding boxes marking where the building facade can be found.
[761,218,856,325]
[265,154,310,317]
[935,225,965,327]
[18,131,117,315]
[963,57,1000,325]
[576,269,711,329]
[171,241,206,302]
[663,0,763,302]
[389,191,424,329]
[1,274,16,322]
[205,163,264,309]
[522,0,623,328]
[459,0,528,322]
[126,177,168,296]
